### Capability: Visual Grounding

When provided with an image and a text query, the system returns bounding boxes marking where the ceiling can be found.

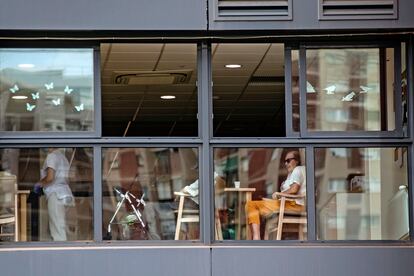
[100,43,285,137]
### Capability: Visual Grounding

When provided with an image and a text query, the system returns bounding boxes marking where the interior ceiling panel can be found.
[101,43,285,137]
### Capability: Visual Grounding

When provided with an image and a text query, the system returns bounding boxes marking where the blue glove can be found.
[34,183,42,195]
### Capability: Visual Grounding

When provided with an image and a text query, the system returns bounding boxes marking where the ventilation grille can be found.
[215,0,292,21]
[112,70,193,85]
[319,0,398,20]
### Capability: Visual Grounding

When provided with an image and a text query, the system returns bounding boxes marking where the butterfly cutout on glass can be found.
[9,84,19,93]
[359,85,372,93]
[324,85,336,95]
[52,98,61,106]
[26,103,36,111]
[74,103,84,112]
[64,85,73,95]
[44,82,54,90]
[341,91,356,102]
[31,92,40,100]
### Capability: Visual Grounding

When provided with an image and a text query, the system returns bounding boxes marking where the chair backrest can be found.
[0,172,17,211]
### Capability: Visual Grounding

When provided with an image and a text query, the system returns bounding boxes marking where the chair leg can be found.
[174,195,185,240]
[215,209,223,240]
[298,224,304,240]
[276,198,286,240]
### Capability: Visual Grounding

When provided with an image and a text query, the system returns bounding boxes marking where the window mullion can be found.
[305,145,317,241]
[199,42,213,244]
[93,145,103,242]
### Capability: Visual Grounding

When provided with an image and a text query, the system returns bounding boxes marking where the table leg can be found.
[245,192,252,240]
[20,194,28,241]
[236,195,242,240]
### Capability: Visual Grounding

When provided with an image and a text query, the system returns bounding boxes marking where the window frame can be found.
[298,42,403,138]
[0,37,413,247]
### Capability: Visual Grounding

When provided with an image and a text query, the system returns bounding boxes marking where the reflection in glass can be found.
[0,49,94,132]
[214,148,307,240]
[306,48,396,132]
[0,148,93,242]
[212,43,285,137]
[315,147,409,240]
[102,148,199,240]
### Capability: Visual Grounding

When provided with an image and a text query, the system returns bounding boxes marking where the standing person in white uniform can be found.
[35,148,74,241]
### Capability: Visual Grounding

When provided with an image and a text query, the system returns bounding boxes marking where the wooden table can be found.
[16,190,30,241]
[224,187,256,240]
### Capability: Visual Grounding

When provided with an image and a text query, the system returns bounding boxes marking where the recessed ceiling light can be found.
[160,95,176,100]
[225,64,242,69]
[12,95,28,100]
[18,64,35,68]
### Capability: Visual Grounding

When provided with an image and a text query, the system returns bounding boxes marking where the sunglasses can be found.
[284,158,296,164]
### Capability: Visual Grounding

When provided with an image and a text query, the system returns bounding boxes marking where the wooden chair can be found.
[0,173,18,242]
[265,192,307,240]
[174,192,223,240]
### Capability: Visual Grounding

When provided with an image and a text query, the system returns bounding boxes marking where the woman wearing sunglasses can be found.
[246,150,306,240]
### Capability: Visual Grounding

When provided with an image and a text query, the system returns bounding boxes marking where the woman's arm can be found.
[39,167,56,187]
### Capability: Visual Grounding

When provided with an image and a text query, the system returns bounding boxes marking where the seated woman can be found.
[245,150,306,240]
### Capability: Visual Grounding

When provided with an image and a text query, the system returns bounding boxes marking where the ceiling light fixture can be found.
[225,64,242,69]
[18,63,35,68]
[12,95,28,100]
[160,95,176,100]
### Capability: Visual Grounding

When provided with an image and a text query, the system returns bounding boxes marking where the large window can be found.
[0,39,412,245]
[100,44,198,137]
[315,147,409,240]
[214,148,307,240]
[102,147,199,240]
[0,147,93,242]
[302,45,403,136]
[212,43,285,137]
[0,48,95,133]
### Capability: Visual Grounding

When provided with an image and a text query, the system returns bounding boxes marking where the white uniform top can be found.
[280,165,306,205]
[41,150,73,201]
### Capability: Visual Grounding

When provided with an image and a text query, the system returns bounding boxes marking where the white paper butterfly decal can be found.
[74,103,84,112]
[9,84,19,93]
[26,103,36,111]
[44,82,54,90]
[31,92,40,100]
[324,85,336,95]
[341,91,356,102]
[52,98,61,106]
[64,85,73,94]
[359,85,372,93]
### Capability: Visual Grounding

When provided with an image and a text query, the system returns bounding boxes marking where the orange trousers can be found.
[246,199,304,225]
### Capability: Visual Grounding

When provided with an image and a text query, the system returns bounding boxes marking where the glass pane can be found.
[306,48,396,132]
[401,42,408,135]
[212,43,285,137]
[315,147,409,240]
[0,49,94,132]
[102,147,199,240]
[101,44,198,136]
[214,148,307,240]
[0,147,93,242]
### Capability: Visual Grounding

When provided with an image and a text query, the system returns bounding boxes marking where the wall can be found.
[1,246,414,276]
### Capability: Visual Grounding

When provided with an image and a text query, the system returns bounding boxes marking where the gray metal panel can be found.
[209,0,414,30]
[0,0,207,30]
[212,247,414,276]
[0,247,211,276]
